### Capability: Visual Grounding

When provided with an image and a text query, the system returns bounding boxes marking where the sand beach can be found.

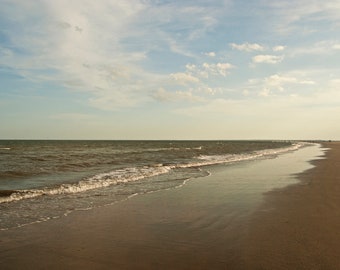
[244,142,340,269]
[0,142,339,269]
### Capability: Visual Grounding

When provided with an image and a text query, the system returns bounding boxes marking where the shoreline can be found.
[0,143,336,269]
[243,142,340,269]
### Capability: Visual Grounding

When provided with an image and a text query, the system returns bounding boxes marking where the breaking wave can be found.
[0,142,305,204]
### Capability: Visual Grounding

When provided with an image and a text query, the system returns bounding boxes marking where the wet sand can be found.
[244,142,340,269]
[0,142,339,269]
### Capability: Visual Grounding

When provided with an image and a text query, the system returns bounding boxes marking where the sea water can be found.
[0,140,308,230]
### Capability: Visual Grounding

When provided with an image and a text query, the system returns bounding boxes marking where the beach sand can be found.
[0,142,339,269]
[244,142,340,269]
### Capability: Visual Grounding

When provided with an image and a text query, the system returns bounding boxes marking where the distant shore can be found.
[1,142,338,269]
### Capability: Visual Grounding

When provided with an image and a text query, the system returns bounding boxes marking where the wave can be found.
[0,147,11,150]
[0,165,173,204]
[0,142,306,204]
[125,146,203,153]
[196,142,304,166]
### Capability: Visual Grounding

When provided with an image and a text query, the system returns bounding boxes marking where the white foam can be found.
[184,142,306,168]
[0,165,173,203]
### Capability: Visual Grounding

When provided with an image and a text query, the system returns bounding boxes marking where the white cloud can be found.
[300,80,316,85]
[289,41,340,56]
[170,73,200,85]
[242,89,250,96]
[0,0,154,109]
[259,88,271,97]
[264,74,298,91]
[203,62,234,77]
[252,55,284,64]
[0,46,13,58]
[230,42,265,52]
[247,73,316,96]
[329,79,340,87]
[204,52,216,57]
[187,62,234,78]
[263,0,340,34]
[332,44,340,50]
[0,1,230,111]
[199,63,234,77]
[152,88,204,103]
[196,86,225,95]
[273,45,286,51]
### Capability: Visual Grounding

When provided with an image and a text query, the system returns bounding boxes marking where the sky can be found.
[1,0,340,140]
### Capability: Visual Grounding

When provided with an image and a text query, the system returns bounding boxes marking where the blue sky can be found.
[1,0,340,139]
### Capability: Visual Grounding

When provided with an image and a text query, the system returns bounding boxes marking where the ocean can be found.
[0,140,303,230]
